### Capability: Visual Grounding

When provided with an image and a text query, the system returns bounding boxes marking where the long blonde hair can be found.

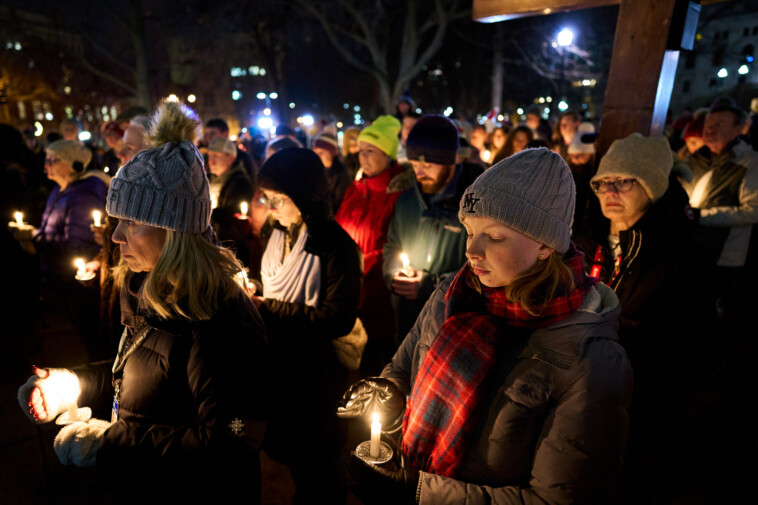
[471,253,575,316]
[113,231,245,321]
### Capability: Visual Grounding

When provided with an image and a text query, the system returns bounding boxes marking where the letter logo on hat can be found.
[462,192,480,213]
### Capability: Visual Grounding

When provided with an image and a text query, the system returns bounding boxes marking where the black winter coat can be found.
[574,183,710,404]
[257,219,362,461]
[74,272,269,503]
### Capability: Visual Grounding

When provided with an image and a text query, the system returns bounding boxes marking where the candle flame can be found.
[372,412,379,424]
[240,202,249,216]
[14,211,23,226]
[400,253,410,269]
[92,210,102,227]
[74,258,86,270]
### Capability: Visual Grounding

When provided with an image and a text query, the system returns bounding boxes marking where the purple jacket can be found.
[34,174,107,288]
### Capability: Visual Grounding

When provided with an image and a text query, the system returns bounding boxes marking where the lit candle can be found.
[370,412,381,458]
[92,210,102,227]
[400,252,414,277]
[14,211,23,227]
[74,258,87,278]
[240,201,249,216]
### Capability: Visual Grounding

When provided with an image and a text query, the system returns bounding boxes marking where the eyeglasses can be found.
[591,178,636,194]
[258,194,287,209]
[44,157,61,165]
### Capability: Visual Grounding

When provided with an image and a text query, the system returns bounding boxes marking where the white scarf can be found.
[261,228,321,307]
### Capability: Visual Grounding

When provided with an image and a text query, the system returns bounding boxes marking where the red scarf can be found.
[401,246,596,477]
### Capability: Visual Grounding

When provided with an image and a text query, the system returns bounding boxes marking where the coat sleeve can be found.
[258,228,362,341]
[417,345,633,505]
[699,154,758,226]
[96,296,269,477]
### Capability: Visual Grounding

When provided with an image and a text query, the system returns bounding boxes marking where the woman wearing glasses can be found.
[253,147,361,504]
[575,133,704,503]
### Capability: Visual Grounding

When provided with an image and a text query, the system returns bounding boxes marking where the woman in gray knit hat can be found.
[338,148,632,505]
[17,102,269,504]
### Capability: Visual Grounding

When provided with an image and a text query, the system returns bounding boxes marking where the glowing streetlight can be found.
[256,92,266,100]
[301,114,314,127]
[232,90,242,101]
[257,117,273,129]
[269,92,278,99]
[166,94,179,103]
[558,101,569,111]
[557,28,574,47]
[738,65,749,75]
[187,94,196,103]
[717,68,728,78]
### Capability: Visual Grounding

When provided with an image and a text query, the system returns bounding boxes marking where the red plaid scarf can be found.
[401,246,596,477]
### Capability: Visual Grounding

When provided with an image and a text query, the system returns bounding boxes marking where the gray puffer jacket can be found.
[382,277,633,505]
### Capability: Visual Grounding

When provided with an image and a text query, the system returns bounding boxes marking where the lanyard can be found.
[110,319,153,422]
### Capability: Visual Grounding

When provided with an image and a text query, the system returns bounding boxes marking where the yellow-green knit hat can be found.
[357,115,401,159]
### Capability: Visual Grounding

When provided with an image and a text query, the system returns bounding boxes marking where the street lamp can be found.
[556,28,574,104]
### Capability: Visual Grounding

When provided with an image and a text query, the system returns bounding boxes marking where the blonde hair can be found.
[113,231,245,321]
[471,253,575,316]
[342,128,360,157]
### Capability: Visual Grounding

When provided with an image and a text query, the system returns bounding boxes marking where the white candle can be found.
[74,258,87,278]
[370,412,381,458]
[240,201,249,216]
[68,402,80,422]
[92,210,102,227]
[14,211,23,227]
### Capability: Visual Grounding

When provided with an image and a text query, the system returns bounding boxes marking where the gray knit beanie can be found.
[592,133,671,202]
[459,147,575,253]
[106,103,210,233]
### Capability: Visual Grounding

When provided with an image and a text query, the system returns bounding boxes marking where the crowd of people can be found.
[2,91,757,504]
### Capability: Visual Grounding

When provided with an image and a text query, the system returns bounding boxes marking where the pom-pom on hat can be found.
[46,140,93,169]
[459,148,575,254]
[405,114,460,165]
[591,133,672,202]
[106,102,211,233]
[357,115,401,159]
[683,115,705,141]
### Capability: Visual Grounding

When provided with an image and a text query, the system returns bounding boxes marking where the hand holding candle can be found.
[74,257,96,281]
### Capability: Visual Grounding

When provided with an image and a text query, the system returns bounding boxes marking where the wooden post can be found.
[595,0,679,157]
[472,0,702,157]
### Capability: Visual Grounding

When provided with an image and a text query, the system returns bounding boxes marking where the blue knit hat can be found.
[405,115,459,165]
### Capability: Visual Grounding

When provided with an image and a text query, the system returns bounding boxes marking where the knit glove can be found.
[348,451,421,505]
[54,418,111,467]
[17,367,80,424]
[336,377,405,431]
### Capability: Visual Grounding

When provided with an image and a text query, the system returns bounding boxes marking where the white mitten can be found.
[17,368,80,423]
[54,418,111,467]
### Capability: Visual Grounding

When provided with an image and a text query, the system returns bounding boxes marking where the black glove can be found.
[348,451,420,505]
[336,377,405,431]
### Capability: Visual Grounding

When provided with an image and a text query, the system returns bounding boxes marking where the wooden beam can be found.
[472,0,619,23]
[596,0,680,158]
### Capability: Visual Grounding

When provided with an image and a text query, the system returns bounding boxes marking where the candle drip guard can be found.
[55,407,92,425]
[355,439,393,465]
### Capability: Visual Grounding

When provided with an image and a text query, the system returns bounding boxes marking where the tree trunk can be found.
[378,77,394,115]
[129,0,152,108]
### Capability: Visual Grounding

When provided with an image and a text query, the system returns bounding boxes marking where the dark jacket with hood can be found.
[256,148,361,461]
[72,271,269,503]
